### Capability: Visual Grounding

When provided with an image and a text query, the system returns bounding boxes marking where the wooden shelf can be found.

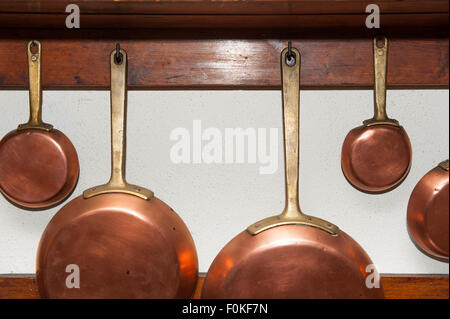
[1,0,448,14]
[0,31,447,90]
[0,274,448,299]
[0,0,447,29]
[0,1,447,90]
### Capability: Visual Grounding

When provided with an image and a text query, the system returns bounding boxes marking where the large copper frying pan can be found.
[341,36,412,193]
[37,48,198,298]
[407,160,449,262]
[0,41,79,209]
[201,47,384,299]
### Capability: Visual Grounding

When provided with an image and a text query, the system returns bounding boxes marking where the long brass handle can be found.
[373,36,388,121]
[109,48,127,188]
[18,40,52,131]
[83,48,153,200]
[247,46,338,236]
[364,36,399,127]
[280,48,302,219]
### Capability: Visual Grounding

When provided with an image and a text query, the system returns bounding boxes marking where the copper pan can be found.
[341,36,412,194]
[36,48,198,298]
[0,41,79,209]
[407,160,449,262]
[201,46,384,299]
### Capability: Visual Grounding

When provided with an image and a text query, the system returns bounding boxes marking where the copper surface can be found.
[37,194,198,298]
[37,48,198,298]
[202,226,384,298]
[407,164,449,262]
[0,40,79,209]
[341,124,412,193]
[341,36,412,194]
[202,46,384,299]
[0,128,79,209]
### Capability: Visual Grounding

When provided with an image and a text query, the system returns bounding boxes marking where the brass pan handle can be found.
[18,40,53,131]
[247,46,338,236]
[439,160,449,171]
[364,36,399,127]
[83,48,154,200]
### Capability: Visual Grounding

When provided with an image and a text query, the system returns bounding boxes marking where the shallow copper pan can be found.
[0,41,79,209]
[341,36,412,194]
[202,46,384,299]
[407,160,449,262]
[37,48,198,298]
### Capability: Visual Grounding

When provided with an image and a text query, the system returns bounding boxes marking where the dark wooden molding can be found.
[0,13,447,30]
[0,35,448,90]
[0,0,448,29]
[0,0,448,15]
[0,274,448,299]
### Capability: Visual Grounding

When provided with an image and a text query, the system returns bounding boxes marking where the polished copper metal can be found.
[202,47,384,299]
[0,129,79,208]
[202,226,384,298]
[341,36,412,193]
[341,124,412,193]
[37,48,198,299]
[37,194,198,298]
[407,160,449,262]
[0,40,79,209]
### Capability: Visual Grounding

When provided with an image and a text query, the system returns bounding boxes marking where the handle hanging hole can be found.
[285,41,296,66]
[114,43,123,65]
[29,41,39,54]
[285,51,296,66]
[375,36,385,48]
[114,54,123,65]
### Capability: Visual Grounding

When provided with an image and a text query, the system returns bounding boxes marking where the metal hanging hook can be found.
[29,40,39,55]
[115,43,122,64]
[285,41,296,67]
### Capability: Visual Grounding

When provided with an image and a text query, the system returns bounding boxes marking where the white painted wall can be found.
[0,89,448,274]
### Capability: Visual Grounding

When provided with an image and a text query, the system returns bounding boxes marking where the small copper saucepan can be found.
[341,36,412,193]
[201,46,384,299]
[407,160,449,262]
[37,48,198,298]
[0,41,79,209]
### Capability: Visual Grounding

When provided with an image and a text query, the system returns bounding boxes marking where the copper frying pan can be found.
[37,48,198,298]
[341,36,412,194]
[407,160,449,262]
[0,41,79,209]
[201,46,384,299]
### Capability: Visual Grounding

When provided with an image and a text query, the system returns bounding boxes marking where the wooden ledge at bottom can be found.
[0,274,448,299]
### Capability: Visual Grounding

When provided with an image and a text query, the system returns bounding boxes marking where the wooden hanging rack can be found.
[0,0,448,299]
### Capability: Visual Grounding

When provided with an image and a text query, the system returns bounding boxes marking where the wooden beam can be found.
[0,0,448,15]
[0,13,447,30]
[0,36,447,90]
[0,0,447,29]
[382,275,450,299]
[0,274,448,299]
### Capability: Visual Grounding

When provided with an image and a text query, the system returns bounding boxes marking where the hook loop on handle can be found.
[364,35,399,127]
[18,40,53,131]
